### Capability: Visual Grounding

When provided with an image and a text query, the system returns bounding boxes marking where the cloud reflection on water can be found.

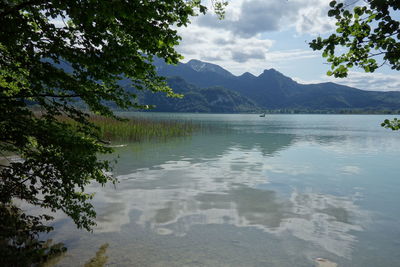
[93,144,365,259]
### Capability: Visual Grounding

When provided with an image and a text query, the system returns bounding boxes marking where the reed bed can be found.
[87,116,199,142]
[51,113,220,143]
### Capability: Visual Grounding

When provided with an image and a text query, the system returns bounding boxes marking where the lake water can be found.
[49,114,400,266]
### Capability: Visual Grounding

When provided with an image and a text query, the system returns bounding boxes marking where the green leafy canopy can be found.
[310,0,400,131]
[0,0,226,262]
[310,0,400,78]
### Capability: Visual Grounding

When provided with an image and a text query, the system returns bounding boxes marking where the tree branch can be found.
[0,0,46,17]
[0,94,82,99]
[0,151,12,164]
[0,164,12,169]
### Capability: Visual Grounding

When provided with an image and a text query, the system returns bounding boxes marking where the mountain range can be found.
[134,58,400,113]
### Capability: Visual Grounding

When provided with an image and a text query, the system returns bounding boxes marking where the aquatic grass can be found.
[57,115,201,143]
[52,112,227,143]
[93,116,200,142]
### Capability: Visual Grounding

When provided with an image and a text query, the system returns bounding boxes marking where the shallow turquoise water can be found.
[50,114,400,266]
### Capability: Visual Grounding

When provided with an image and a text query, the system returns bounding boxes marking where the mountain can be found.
[52,58,400,112]
[185,59,235,78]
[136,76,260,113]
[48,58,259,113]
[154,59,400,111]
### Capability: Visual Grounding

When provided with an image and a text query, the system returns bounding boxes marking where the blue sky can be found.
[175,0,400,91]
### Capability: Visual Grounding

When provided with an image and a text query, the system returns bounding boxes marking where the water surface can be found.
[49,114,400,266]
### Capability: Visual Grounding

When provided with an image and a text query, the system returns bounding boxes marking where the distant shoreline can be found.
[29,106,400,115]
[118,110,400,115]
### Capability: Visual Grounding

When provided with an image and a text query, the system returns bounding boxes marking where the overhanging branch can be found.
[0,0,46,17]
[0,94,82,99]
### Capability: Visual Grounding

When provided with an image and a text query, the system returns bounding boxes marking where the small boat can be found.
[259,112,266,117]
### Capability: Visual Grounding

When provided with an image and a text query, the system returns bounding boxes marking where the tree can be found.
[309,0,400,78]
[0,0,225,263]
[310,0,400,130]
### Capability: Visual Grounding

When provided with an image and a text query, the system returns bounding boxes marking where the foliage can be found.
[0,203,66,267]
[381,118,400,130]
[310,0,400,78]
[211,0,228,19]
[0,0,226,264]
[310,0,400,131]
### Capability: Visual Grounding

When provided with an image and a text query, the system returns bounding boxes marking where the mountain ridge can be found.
[152,59,400,111]
[135,76,260,113]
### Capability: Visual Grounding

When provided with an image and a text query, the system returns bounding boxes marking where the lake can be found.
[49,114,400,266]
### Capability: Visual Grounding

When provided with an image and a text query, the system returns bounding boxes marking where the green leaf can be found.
[328,9,336,17]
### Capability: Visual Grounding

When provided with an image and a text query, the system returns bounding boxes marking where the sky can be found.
[175,0,400,92]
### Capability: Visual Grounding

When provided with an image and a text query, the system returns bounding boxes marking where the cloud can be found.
[173,0,337,75]
[335,71,400,92]
[176,24,274,74]
[231,49,266,63]
[294,71,400,92]
[295,4,335,34]
[197,0,334,37]
[265,49,318,62]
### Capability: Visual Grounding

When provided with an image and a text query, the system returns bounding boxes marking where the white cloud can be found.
[335,71,400,92]
[295,3,336,34]
[265,49,319,62]
[176,25,275,75]
[294,71,400,91]
[175,0,335,75]
[198,0,334,37]
[177,22,322,75]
